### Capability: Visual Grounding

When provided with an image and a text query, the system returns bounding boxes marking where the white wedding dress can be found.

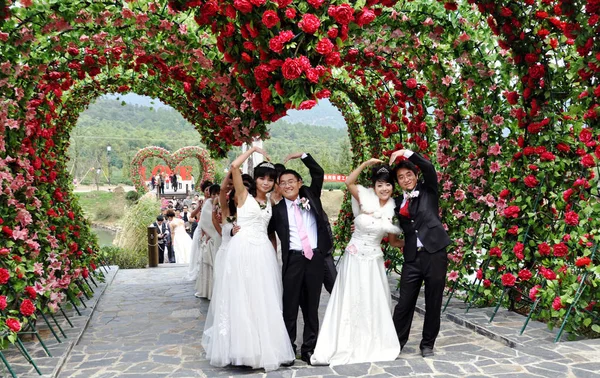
[311,186,401,366]
[187,221,203,280]
[172,220,192,264]
[202,195,294,371]
[195,199,222,299]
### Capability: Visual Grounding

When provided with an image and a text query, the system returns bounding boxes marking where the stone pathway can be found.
[42,266,600,377]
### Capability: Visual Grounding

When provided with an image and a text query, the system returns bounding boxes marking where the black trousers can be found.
[323,254,337,294]
[158,243,166,264]
[393,248,448,350]
[283,250,324,355]
[167,243,175,263]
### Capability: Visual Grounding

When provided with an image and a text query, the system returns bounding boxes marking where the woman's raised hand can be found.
[366,158,384,166]
[254,146,271,161]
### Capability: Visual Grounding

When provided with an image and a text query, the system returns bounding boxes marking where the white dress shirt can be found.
[398,150,423,248]
[285,197,318,251]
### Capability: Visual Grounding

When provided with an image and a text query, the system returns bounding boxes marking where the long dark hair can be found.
[371,164,395,187]
[230,174,254,211]
[253,162,277,194]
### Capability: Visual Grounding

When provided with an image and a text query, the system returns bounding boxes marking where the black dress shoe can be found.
[421,347,434,357]
[300,352,313,365]
[281,360,295,367]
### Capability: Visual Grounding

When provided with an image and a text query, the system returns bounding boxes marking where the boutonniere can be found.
[299,197,311,211]
[404,190,420,199]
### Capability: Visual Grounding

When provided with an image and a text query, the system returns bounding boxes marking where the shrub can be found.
[100,246,147,269]
[125,190,140,203]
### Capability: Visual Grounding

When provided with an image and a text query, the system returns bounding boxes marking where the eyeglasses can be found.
[279,179,298,188]
[396,173,415,182]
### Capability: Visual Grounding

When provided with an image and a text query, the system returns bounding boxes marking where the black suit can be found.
[154,221,169,264]
[392,152,450,351]
[269,154,334,355]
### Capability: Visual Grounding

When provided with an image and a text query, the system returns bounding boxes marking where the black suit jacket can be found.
[269,154,333,275]
[395,152,451,262]
[153,221,169,245]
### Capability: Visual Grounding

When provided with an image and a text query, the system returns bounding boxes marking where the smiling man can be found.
[389,149,451,358]
[268,152,334,365]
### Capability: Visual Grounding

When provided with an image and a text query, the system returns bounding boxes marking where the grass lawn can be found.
[75,191,127,226]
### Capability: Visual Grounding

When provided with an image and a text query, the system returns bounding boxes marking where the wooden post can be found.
[148,225,158,267]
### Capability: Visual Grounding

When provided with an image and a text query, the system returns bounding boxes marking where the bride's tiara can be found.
[376,167,389,174]
[258,162,275,169]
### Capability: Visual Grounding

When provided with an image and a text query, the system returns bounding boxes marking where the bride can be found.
[311,158,404,366]
[167,210,192,264]
[202,146,294,371]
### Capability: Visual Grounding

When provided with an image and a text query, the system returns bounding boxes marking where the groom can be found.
[269,152,333,365]
[390,149,450,358]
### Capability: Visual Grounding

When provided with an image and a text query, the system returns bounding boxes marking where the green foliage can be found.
[113,193,160,265]
[125,190,140,203]
[100,246,147,269]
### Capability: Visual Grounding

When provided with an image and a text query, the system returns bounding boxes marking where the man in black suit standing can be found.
[268,152,334,365]
[154,215,170,264]
[390,149,451,358]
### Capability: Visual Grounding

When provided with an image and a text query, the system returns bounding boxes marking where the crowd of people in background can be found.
[150,172,195,194]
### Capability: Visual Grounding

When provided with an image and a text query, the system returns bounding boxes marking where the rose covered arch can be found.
[1,0,599,351]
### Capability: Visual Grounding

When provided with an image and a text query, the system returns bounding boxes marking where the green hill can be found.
[69,98,351,186]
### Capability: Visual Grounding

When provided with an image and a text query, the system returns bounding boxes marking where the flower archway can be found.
[130,146,216,193]
[1,0,600,348]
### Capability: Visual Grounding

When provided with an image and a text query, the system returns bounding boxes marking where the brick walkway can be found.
[8,265,599,377]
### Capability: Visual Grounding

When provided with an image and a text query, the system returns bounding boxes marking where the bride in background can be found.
[195,184,221,299]
[311,159,403,366]
[167,210,192,264]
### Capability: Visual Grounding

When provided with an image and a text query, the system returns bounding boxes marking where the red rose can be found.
[234,0,253,13]
[564,210,579,226]
[518,269,532,281]
[298,100,317,110]
[327,27,339,38]
[262,10,280,28]
[2,226,12,237]
[538,242,551,256]
[563,188,574,201]
[405,78,418,89]
[581,154,596,167]
[281,58,303,80]
[307,0,324,8]
[328,4,354,25]
[501,273,516,287]
[503,205,520,218]
[444,2,458,10]
[523,175,539,188]
[489,246,502,257]
[507,225,519,235]
[285,7,296,19]
[298,13,320,34]
[315,38,334,55]
[476,269,483,280]
[553,242,569,257]
[552,296,564,311]
[556,143,570,153]
[0,295,6,310]
[305,68,319,83]
[575,257,592,267]
[269,36,285,53]
[25,286,37,300]
[483,279,491,287]
[499,189,511,198]
[356,8,376,27]
[504,91,519,105]
[513,242,524,260]
[20,299,35,317]
[528,64,545,79]
[529,285,541,301]
[6,319,21,332]
[0,268,9,284]
[540,151,556,161]
[384,259,391,269]
[579,128,593,143]
[315,89,331,99]
[324,51,341,66]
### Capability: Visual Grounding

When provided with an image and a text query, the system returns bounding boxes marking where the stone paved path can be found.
[54,266,600,378]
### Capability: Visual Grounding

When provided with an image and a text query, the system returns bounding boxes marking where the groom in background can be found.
[269,152,334,365]
[390,149,450,358]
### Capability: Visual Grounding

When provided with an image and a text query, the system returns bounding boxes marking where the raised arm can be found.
[390,149,438,193]
[345,158,383,202]
[284,152,324,197]
[230,146,269,206]
[219,173,231,220]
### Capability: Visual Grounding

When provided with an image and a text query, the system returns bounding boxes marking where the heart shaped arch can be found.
[130,146,216,194]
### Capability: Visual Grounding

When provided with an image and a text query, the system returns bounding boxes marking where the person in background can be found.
[154,215,170,264]
[172,172,178,192]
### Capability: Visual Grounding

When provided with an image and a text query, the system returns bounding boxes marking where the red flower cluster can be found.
[20,299,36,317]
[501,273,516,286]
[575,257,592,267]
[553,242,569,257]
[6,318,21,332]
[564,211,579,226]
[0,268,9,284]
[503,205,520,218]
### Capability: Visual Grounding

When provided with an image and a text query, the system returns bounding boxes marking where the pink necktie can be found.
[293,201,313,260]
